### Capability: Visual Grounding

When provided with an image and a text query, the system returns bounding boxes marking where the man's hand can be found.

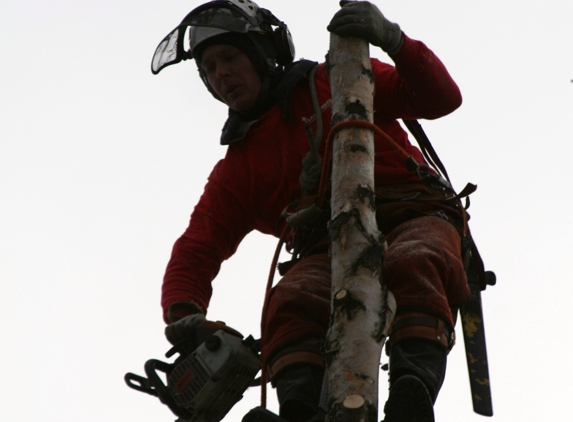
[165,314,243,350]
[327,1,403,54]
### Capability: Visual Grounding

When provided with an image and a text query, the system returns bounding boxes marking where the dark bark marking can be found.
[324,52,331,73]
[332,112,345,126]
[329,209,357,236]
[345,100,367,119]
[353,185,376,211]
[350,242,383,276]
[361,66,375,84]
[323,339,340,367]
[354,372,374,383]
[373,288,392,343]
[348,144,368,153]
[333,288,366,320]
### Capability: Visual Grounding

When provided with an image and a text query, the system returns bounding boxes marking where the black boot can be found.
[275,364,325,422]
[242,407,288,422]
[242,364,324,422]
[382,338,448,422]
[383,375,434,422]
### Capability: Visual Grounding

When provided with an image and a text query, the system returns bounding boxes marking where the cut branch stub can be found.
[342,395,366,422]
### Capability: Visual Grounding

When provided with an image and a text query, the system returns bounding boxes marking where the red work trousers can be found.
[262,215,469,361]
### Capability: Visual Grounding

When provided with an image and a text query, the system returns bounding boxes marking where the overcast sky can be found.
[2,1,573,421]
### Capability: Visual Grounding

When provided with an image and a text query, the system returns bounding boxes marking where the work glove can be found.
[165,313,243,351]
[327,1,403,54]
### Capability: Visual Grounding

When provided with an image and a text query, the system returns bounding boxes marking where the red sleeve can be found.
[372,33,462,120]
[161,158,255,324]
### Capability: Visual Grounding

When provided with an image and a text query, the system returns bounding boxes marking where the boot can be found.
[242,406,325,422]
[242,407,287,422]
[382,375,434,422]
[274,364,324,422]
[382,338,448,422]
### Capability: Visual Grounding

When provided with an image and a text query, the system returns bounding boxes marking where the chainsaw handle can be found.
[144,359,192,419]
[124,372,159,397]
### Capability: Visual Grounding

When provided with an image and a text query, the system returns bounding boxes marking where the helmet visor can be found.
[151,27,182,74]
[151,3,262,74]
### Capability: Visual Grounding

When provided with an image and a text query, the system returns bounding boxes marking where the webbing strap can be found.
[299,64,323,196]
[388,312,454,351]
[267,350,325,381]
[403,119,452,184]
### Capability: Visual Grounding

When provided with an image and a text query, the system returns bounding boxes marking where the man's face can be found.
[201,44,262,112]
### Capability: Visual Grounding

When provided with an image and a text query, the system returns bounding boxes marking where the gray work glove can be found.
[165,314,243,351]
[327,1,403,54]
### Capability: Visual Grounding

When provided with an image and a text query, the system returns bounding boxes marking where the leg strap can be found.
[267,339,324,382]
[388,312,455,352]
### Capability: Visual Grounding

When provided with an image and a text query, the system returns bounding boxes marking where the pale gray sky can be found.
[2,1,573,421]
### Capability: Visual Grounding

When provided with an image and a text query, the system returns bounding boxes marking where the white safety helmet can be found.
[151,0,295,75]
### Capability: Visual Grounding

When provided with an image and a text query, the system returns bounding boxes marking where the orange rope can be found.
[259,223,291,408]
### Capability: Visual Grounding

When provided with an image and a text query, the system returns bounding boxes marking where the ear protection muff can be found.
[259,8,295,66]
[272,25,295,66]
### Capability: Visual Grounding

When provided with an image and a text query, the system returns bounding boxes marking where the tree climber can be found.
[152,1,469,421]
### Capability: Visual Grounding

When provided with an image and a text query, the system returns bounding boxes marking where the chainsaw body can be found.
[125,330,261,421]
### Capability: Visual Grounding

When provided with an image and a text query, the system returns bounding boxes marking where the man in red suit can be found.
[153,2,469,421]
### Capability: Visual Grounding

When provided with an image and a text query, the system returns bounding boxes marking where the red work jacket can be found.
[161,34,462,323]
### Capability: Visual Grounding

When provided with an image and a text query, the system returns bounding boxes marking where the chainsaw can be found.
[125,330,261,422]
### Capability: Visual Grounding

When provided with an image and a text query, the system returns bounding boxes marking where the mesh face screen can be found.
[151,28,181,74]
[151,3,265,74]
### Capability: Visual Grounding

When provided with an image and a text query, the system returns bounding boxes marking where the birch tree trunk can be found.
[325,33,396,422]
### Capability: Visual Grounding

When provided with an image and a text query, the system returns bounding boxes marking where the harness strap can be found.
[266,338,324,382]
[267,351,325,381]
[403,119,451,184]
[388,312,455,352]
[299,64,323,196]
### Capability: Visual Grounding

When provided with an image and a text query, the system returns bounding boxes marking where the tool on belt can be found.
[404,119,496,417]
[460,239,496,416]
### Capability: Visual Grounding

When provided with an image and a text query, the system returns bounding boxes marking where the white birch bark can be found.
[325,33,396,422]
